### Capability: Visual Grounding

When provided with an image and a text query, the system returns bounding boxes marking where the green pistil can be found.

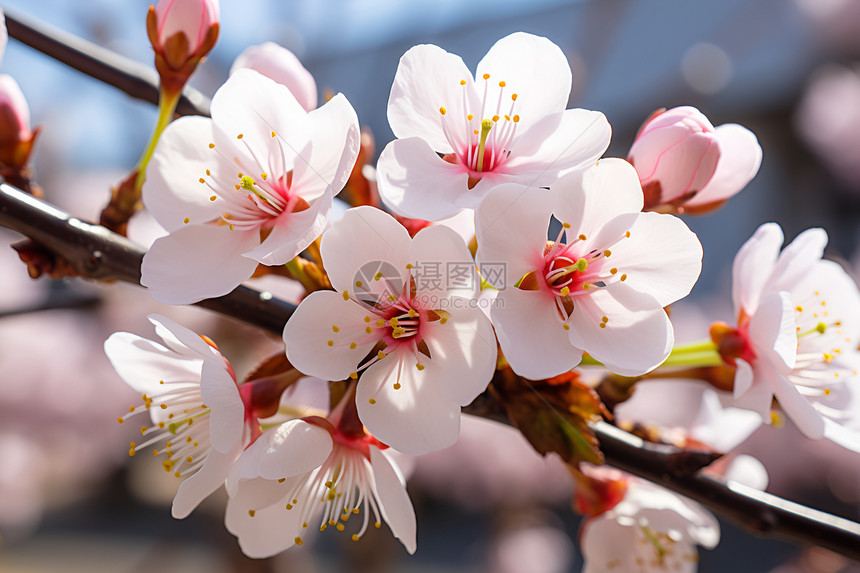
[475,119,494,172]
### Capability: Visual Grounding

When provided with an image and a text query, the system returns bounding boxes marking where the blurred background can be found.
[0,0,859,571]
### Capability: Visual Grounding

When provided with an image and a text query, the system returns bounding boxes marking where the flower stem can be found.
[578,339,723,369]
[285,257,317,293]
[135,87,181,190]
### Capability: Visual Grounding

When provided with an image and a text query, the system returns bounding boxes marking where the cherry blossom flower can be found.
[580,477,720,573]
[141,69,360,304]
[475,159,702,379]
[283,206,497,455]
[231,42,317,112]
[224,379,416,557]
[713,223,860,452]
[105,314,246,518]
[628,106,761,213]
[376,32,611,221]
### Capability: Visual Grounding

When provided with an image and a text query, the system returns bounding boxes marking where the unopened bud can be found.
[230,43,317,112]
[0,75,37,177]
[628,106,721,211]
[147,0,220,91]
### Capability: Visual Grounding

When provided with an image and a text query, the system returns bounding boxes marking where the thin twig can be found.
[0,183,858,561]
[3,8,211,117]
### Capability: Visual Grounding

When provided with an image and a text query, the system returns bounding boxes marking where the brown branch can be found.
[3,8,210,118]
[1,182,858,561]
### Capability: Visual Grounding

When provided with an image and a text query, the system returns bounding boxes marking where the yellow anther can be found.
[378,351,388,360]
[343,290,350,301]
[183,217,190,224]
[160,403,167,410]
[600,323,606,328]
[416,363,425,371]
[286,503,293,510]
[439,106,447,115]
[625,231,631,238]
[261,173,268,180]
[271,131,277,138]
[824,353,834,363]
[206,169,211,176]
[278,478,286,483]
[369,398,376,404]
[352,534,360,542]
[327,340,334,347]
[174,471,181,478]
[562,222,571,229]
[601,316,609,323]
[295,537,303,546]
[353,508,360,514]
[610,268,618,275]
[209,195,217,201]
[460,79,467,86]
[620,274,628,281]
[365,326,372,334]
[333,325,340,332]
[816,322,827,334]
[336,523,345,532]
[499,81,506,87]
[129,406,136,413]
[374,271,383,281]
[237,133,244,139]
[364,316,372,323]
[482,73,490,80]
[234,184,240,190]
[406,263,414,269]
[575,258,588,272]
[604,249,612,257]
[208,143,215,149]
[492,114,500,122]
[377,319,385,327]
[467,114,474,121]
[512,114,520,122]
[117,417,124,424]
[504,114,510,121]
[563,324,570,331]
[796,306,803,312]
[248,510,256,517]
[578,234,587,241]
[390,317,399,327]
[349,342,357,350]
[128,448,136,457]
[511,94,518,101]
[355,280,363,287]
[240,175,256,191]
[375,522,381,529]
[199,177,206,184]
[559,286,570,297]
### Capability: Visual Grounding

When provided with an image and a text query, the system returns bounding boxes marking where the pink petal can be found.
[200,360,244,454]
[475,33,572,136]
[370,448,417,554]
[243,185,332,266]
[283,291,379,381]
[491,286,583,380]
[388,43,479,153]
[141,224,260,304]
[553,159,643,243]
[230,42,318,112]
[227,421,332,492]
[599,211,703,307]
[142,116,224,231]
[689,123,762,206]
[475,183,553,289]
[734,359,773,420]
[748,291,797,371]
[773,371,825,439]
[320,206,412,294]
[410,224,479,302]
[823,418,860,453]
[148,314,217,358]
[769,227,828,295]
[376,137,473,221]
[225,480,303,558]
[567,285,672,376]
[356,348,461,455]
[103,332,202,393]
[731,223,783,315]
[172,448,236,519]
[420,305,497,406]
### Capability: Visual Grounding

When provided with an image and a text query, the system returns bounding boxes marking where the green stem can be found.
[578,339,723,369]
[134,87,181,190]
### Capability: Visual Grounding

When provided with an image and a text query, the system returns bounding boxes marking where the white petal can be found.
[141,225,260,304]
[321,206,412,294]
[200,360,244,454]
[690,123,762,206]
[600,211,703,307]
[748,292,797,370]
[773,370,825,439]
[421,306,497,406]
[553,159,643,242]
[225,482,302,558]
[227,421,333,493]
[388,43,479,153]
[724,455,769,490]
[172,448,237,518]
[615,379,707,429]
[491,286,582,380]
[376,137,473,221]
[733,359,773,420]
[732,223,783,315]
[292,93,361,196]
[104,332,202,394]
[370,448,417,554]
[581,516,637,573]
[733,358,754,399]
[410,224,479,302]
[211,69,311,165]
[243,185,332,266]
[823,418,860,453]
[567,285,673,376]
[230,42,318,112]
[769,227,828,295]
[143,116,224,231]
[356,349,461,455]
[475,183,553,289]
[505,109,611,181]
[283,291,379,381]
[148,314,217,358]
[475,33,571,134]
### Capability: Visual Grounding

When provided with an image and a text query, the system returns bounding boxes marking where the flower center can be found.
[189,131,310,231]
[438,73,521,183]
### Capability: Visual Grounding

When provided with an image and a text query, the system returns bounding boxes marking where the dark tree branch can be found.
[3,8,211,117]
[0,183,294,333]
[1,183,858,561]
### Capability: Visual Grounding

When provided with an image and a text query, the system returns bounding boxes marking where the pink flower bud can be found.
[230,43,317,112]
[147,0,220,90]
[0,75,31,146]
[628,106,721,210]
